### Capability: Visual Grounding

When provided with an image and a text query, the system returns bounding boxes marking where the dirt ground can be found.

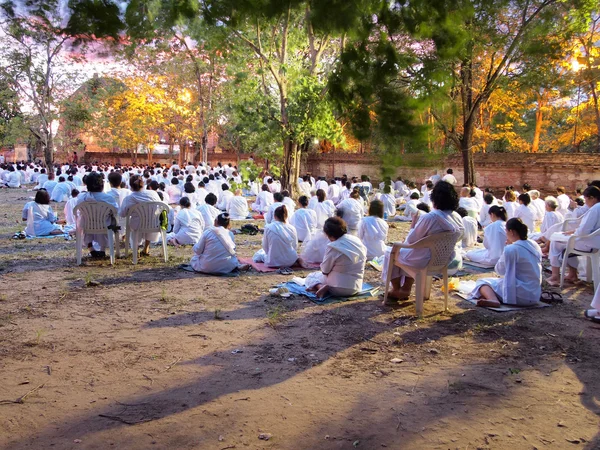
[0,188,599,450]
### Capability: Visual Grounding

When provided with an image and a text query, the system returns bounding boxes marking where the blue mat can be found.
[279,282,380,304]
[26,234,70,240]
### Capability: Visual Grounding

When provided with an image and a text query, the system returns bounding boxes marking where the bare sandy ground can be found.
[0,188,598,450]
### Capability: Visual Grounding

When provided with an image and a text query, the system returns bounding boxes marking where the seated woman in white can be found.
[265,192,285,224]
[456,207,478,249]
[181,182,200,209]
[528,190,546,224]
[458,187,479,217]
[336,190,364,235]
[290,195,317,242]
[50,176,71,202]
[64,188,80,232]
[254,205,298,268]
[410,202,430,229]
[190,213,247,274]
[479,193,497,228]
[282,190,296,217]
[197,193,221,228]
[470,218,542,307]
[466,205,507,266]
[119,175,163,256]
[547,185,600,286]
[228,189,250,220]
[167,197,205,246]
[379,184,397,217]
[358,200,389,260]
[305,217,367,298]
[503,190,518,219]
[397,192,420,221]
[513,193,536,233]
[531,196,564,252]
[22,189,65,236]
[382,181,464,304]
[76,172,119,257]
[166,178,182,205]
[310,189,336,228]
[217,183,234,211]
[251,184,274,213]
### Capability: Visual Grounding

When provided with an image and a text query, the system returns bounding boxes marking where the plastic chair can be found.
[73,201,120,265]
[123,201,169,265]
[383,231,463,317]
[559,228,600,290]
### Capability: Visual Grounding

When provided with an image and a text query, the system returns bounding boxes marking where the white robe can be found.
[531,198,546,222]
[251,191,274,213]
[459,197,479,215]
[265,202,285,224]
[217,190,234,211]
[327,184,340,204]
[300,231,329,264]
[197,203,221,228]
[290,208,317,242]
[466,219,506,266]
[22,202,62,236]
[337,198,364,233]
[380,193,396,217]
[305,234,367,296]
[504,201,517,219]
[311,200,336,228]
[50,182,71,202]
[461,216,478,249]
[479,202,494,228]
[119,189,163,242]
[169,208,205,245]
[514,204,536,234]
[228,196,249,220]
[557,193,570,217]
[190,227,239,274]
[471,239,542,306]
[358,216,389,259]
[260,221,298,267]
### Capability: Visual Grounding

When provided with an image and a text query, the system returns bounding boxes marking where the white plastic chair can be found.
[73,201,120,265]
[123,201,169,265]
[383,231,463,317]
[559,228,600,290]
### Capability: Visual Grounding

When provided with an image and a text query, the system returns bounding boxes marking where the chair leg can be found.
[76,233,82,265]
[383,251,395,303]
[107,232,115,265]
[424,276,432,300]
[114,231,120,259]
[132,231,138,265]
[559,247,571,290]
[443,268,449,312]
[162,231,168,262]
[124,228,129,258]
[415,272,424,318]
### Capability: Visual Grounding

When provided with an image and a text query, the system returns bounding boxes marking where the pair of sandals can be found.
[540,291,563,304]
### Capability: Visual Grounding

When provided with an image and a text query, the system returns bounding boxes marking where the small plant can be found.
[0,294,6,302]
[266,305,287,328]
[159,288,169,302]
[35,329,45,345]
[214,309,223,320]
[84,272,100,287]
[508,368,521,375]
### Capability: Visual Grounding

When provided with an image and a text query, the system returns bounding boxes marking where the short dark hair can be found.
[447,168,453,174]
[489,205,508,221]
[129,175,144,191]
[108,171,122,188]
[274,205,288,222]
[298,195,309,207]
[506,217,528,240]
[416,202,430,213]
[71,189,80,197]
[35,190,50,204]
[323,217,347,240]
[484,193,494,205]
[316,189,326,202]
[410,192,420,200]
[583,185,600,201]
[179,197,191,208]
[274,192,284,203]
[518,193,531,205]
[171,178,179,185]
[369,200,384,218]
[205,193,217,206]
[184,182,196,194]
[430,180,459,211]
[148,180,160,191]
[85,172,104,192]
[456,207,468,218]
[222,183,229,191]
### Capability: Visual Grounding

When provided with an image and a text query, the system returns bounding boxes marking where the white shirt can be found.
[290,208,317,242]
[358,216,388,259]
[262,221,298,267]
[190,227,238,274]
[197,203,221,228]
[171,208,205,245]
[228,196,249,220]
[466,219,506,266]
[442,174,457,185]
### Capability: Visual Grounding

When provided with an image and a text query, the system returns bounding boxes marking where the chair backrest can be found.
[25,205,35,236]
[127,201,168,232]
[73,201,118,234]
[409,231,463,272]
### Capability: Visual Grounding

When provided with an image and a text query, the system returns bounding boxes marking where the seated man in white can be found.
[50,176,72,202]
[514,193,536,234]
[456,207,478,249]
[466,205,507,266]
[76,172,119,258]
[190,213,247,274]
[217,183,234,211]
[358,200,389,260]
[254,205,298,268]
[290,195,317,242]
[4,166,21,188]
[167,197,205,246]
[305,217,367,298]
[397,192,420,221]
[265,192,285,224]
[470,218,542,307]
[42,173,58,196]
[197,193,221,229]
[479,193,497,228]
[119,175,163,257]
[336,190,364,235]
[282,190,296,217]
[379,184,397,217]
[531,196,563,253]
[251,184,274,213]
[107,172,130,208]
[227,189,250,220]
[22,190,65,236]
[458,187,479,217]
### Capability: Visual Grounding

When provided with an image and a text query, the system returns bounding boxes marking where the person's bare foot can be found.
[316,284,330,298]
[237,263,250,271]
[387,288,410,301]
[546,277,560,287]
[477,299,501,308]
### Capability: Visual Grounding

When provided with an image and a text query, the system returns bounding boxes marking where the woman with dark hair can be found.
[548,185,600,286]
[290,195,317,242]
[167,197,205,246]
[254,205,298,267]
[514,193,535,233]
[470,218,542,307]
[22,189,65,236]
[251,184,274,213]
[181,181,199,208]
[336,190,365,235]
[466,206,508,266]
[358,200,389,259]
[382,180,464,304]
[119,175,163,256]
[310,188,336,228]
[479,193,497,228]
[305,217,367,298]
[166,177,182,205]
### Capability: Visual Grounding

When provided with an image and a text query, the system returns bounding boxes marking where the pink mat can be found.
[238,257,320,273]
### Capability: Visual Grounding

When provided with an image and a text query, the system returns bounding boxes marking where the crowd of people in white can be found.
[2,161,599,320]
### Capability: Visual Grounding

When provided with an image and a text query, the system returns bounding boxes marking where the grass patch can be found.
[266,305,287,328]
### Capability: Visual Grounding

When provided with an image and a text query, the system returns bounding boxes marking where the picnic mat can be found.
[25,234,70,240]
[237,257,321,273]
[279,281,380,305]
[177,264,239,277]
[455,292,550,312]
[463,260,495,270]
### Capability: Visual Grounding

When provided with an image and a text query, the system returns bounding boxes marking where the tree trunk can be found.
[531,107,543,153]
[44,128,53,168]
[281,139,299,197]
[589,81,600,152]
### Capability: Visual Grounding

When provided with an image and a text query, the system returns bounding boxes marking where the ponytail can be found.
[506,218,528,240]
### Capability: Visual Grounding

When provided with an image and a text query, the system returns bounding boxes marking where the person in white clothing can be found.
[336,190,364,235]
[310,189,336,228]
[442,168,457,185]
[251,184,274,213]
[528,190,546,223]
[327,179,340,204]
[166,178,182,205]
[167,197,205,246]
[458,187,479,217]
[379,185,397,217]
[282,190,296,217]
[305,217,367,298]
[315,177,328,192]
[531,197,563,252]
[479,193,496,228]
[513,193,536,234]
[227,189,250,220]
[254,205,298,268]
[22,190,65,236]
[107,172,130,208]
[35,169,48,190]
[64,189,80,232]
[547,185,600,286]
[470,218,541,307]
[383,181,464,304]
[358,200,389,260]
[466,206,507,266]
[50,176,72,202]
[198,193,221,229]
[457,207,478,249]
[217,183,234,211]
[119,175,163,256]
[397,192,420,221]
[290,196,317,242]
[265,192,285,224]
[337,181,352,205]
[4,166,21,188]
[503,190,518,219]
[556,186,571,217]
[42,173,58,196]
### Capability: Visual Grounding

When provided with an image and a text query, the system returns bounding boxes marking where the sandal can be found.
[278,268,293,275]
[540,291,563,304]
[584,309,598,318]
